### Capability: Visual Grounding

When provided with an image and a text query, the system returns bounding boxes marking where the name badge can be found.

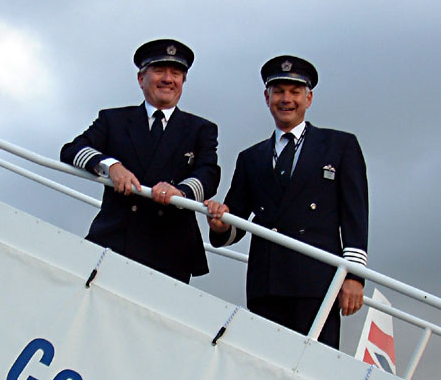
[323,165,336,180]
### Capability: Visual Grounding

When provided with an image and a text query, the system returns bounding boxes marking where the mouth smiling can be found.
[157,86,175,94]
[278,106,295,112]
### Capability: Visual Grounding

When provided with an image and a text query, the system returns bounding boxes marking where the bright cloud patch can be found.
[0,22,54,100]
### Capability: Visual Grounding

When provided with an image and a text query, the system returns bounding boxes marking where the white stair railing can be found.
[1,138,440,379]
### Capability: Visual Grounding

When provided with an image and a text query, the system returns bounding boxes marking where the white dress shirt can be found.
[273,121,306,175]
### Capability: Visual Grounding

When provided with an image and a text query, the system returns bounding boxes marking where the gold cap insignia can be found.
[166,45,177,55]
[281,60,293,72]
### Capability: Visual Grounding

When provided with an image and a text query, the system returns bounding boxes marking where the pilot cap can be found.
[134,39,194,71]
[261,55,318,89]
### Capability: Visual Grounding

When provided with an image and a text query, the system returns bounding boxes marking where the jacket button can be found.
[158,210,164,217]
[131,205,137,212]
[260,206,265,211]
[299,229,305,235]
[271,227,278,232]
[310,203,317,210]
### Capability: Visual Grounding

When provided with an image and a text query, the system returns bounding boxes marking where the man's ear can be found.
[264,88,270,107]
[137,71,144,88]
[306,90,313,109]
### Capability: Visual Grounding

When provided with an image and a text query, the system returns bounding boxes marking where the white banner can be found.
[0,241,293,380]
[0,201,394,380]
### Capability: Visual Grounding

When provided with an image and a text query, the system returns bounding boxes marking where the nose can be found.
[161,69,173,83]
[280,91,291,103]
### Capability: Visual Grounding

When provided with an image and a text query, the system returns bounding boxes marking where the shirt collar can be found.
[144,102,176,121]
[275,121,306,142]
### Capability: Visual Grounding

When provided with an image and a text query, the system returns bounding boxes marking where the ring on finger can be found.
[161,190,166,195]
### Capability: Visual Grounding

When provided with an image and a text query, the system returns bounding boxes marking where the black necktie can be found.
[275,133,296,190]
[150,110,165,147]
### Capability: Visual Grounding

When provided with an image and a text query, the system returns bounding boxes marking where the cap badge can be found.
[281,60,293,72]
[166,45,177,56]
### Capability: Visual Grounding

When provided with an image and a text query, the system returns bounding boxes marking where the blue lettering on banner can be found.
[7,338,83,380]
[7,338,54,380]
[53,370,83,380]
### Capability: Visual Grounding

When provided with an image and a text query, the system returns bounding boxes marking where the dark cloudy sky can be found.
[1,1,440,378]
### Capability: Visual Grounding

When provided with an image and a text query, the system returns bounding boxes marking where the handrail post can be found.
[403,327,432,379]
[308,265,348,341]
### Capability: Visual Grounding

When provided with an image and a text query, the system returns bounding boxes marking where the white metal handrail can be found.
[0,157,438,337]
[1,139,440,308]
[1,138,440,379]
[2,152,438,336]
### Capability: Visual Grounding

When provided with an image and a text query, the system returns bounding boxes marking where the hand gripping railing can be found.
[1,138,440,379]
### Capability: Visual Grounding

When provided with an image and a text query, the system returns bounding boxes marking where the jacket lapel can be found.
[126,103,151,173]
[252,134,284,202]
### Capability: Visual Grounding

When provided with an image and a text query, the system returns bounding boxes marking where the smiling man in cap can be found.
[61,38,220,283]
[205,55,368,348]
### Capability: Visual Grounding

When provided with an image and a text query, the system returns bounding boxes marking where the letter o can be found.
[53,369,83,380]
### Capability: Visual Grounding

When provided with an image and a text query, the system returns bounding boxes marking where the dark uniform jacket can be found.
[61,103,220,283]
[210,123,368,302]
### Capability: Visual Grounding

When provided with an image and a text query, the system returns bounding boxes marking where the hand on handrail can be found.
[204,199,231,233]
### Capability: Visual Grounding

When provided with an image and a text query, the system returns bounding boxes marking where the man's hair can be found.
[266,83,311,96]
[138,64,187,82]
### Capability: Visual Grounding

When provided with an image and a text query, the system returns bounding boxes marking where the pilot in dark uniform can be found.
[61,39,220,283]
[205,55,368,348]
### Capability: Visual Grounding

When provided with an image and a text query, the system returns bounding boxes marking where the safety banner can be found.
[0,239,302,380]
[0,201,392,380]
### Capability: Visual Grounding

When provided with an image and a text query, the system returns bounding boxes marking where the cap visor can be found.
[265,74,309,87]
[141,57,188,70]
